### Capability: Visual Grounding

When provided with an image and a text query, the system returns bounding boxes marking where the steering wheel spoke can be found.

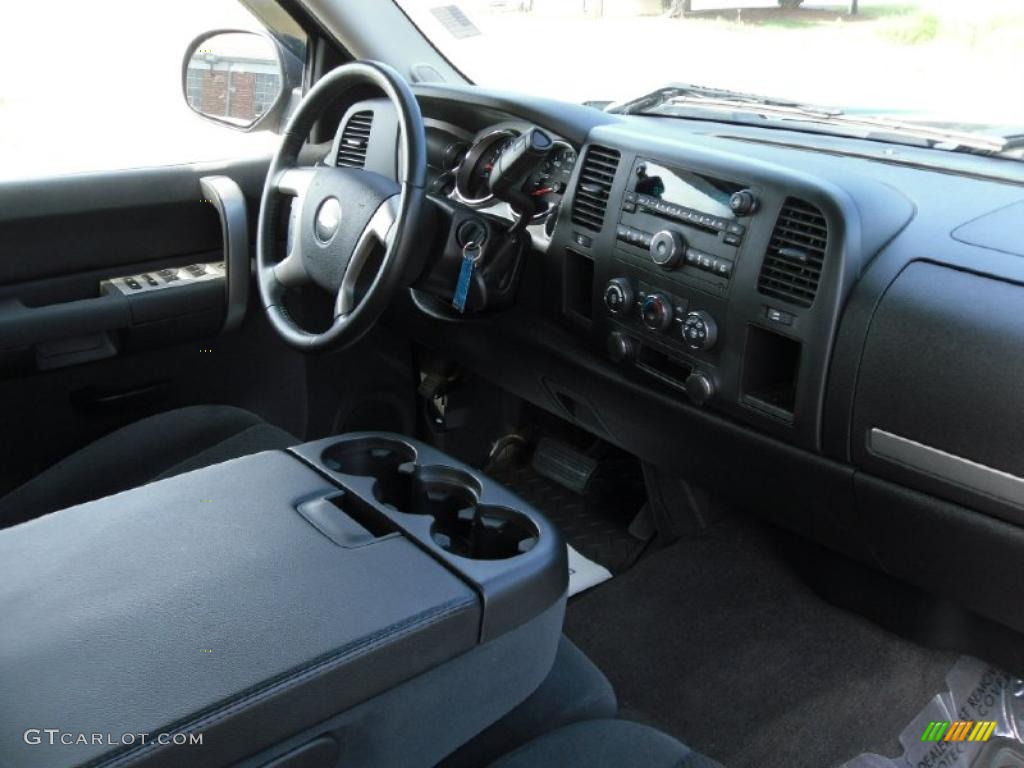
[273,167,315,197]
[273,250,309,289]
[335,195,400,317]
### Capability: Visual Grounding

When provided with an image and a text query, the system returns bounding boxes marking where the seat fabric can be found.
[0,405,297,527]
[488,718,723,768]
[441,636,617,767]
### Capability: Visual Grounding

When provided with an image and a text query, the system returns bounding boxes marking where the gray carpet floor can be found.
[564,524,957,768]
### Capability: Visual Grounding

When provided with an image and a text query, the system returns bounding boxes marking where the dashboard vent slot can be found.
[571,145,620,232]
[757,198,828,308]
[336,110,374,168]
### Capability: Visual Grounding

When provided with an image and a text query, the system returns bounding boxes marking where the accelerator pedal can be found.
[530,437,598,495]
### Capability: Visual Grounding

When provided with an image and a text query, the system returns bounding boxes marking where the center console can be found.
[0,436,566,768]
[549,130,914,452]
[602,157,755,407]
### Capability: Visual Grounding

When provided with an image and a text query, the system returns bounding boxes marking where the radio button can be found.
[650,230,685,269]
[729,190,759,216]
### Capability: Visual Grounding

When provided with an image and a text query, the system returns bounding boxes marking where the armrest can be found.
[0,451,480,768]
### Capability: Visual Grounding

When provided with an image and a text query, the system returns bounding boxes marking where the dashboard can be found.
[329,83,1024,637]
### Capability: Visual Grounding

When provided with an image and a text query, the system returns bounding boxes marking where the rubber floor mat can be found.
[486,462,647,574]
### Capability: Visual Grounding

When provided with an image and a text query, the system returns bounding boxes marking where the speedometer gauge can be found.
[523,141,577,221]
[454,129,517,206]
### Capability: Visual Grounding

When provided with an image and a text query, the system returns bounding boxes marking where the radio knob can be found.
[684,371,716,406]
[649,230,685,269]
[682,310,718,351]
[607,331,636,363]
[641,293,673,332]
[603,278,634,315]
[729,189,759,216]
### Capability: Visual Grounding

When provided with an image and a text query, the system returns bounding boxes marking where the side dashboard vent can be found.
[571,145,620,232]
[336,110,374,168]
[757,198,828,308]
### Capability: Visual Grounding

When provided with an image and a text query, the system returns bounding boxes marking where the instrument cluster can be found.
[428,123,577,232]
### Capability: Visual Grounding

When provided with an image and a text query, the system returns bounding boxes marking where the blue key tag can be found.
[453,241,482,313]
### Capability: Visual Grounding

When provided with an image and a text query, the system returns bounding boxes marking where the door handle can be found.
[200,175,250,333]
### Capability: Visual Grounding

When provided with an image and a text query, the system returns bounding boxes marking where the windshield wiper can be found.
[605,83,1023,157]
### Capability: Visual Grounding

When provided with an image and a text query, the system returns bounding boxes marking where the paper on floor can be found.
[843,656,1024,768]
[567,544,612,598]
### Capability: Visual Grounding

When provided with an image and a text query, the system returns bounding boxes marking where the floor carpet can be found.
[564,523,957,768]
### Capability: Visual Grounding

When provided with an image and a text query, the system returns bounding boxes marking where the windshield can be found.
[393,0,1022,135]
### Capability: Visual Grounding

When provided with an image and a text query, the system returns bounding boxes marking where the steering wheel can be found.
[256,61,427,351]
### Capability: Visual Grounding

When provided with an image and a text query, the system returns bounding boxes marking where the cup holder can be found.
[319,438,539,561]
[321,437,417,506]
[431,505,538,561]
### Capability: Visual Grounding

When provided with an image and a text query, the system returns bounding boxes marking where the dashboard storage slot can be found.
[563,248,595,323]
[741,325,801,421]
[636,344,694,390]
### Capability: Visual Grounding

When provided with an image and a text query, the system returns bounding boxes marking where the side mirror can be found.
[182,30,301,132]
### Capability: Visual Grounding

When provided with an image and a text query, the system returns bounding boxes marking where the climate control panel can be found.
[603,276,720,355]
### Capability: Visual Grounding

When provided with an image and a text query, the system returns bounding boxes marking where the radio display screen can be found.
[633,160,739,219]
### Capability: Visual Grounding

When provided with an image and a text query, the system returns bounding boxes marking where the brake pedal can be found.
[530,437,598,495]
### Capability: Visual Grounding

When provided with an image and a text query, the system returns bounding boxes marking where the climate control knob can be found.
[649,230,685,269]
[684,371,716,406]
[603,278,634,315]
[641,293,674,332]
[682,310,718,351]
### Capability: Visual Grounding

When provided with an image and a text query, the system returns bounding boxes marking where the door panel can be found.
[0,156,309,497]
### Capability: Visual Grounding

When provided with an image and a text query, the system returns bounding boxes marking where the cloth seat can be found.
[488,719,723,768]
[0,405,297,527]
[442,636,618,767]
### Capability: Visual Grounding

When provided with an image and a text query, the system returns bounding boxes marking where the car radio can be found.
[614,158,758,292]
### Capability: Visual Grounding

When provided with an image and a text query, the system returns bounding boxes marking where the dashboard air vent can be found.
[336,110,374,168]
[571,145,620,232]
[757,198,828,308]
